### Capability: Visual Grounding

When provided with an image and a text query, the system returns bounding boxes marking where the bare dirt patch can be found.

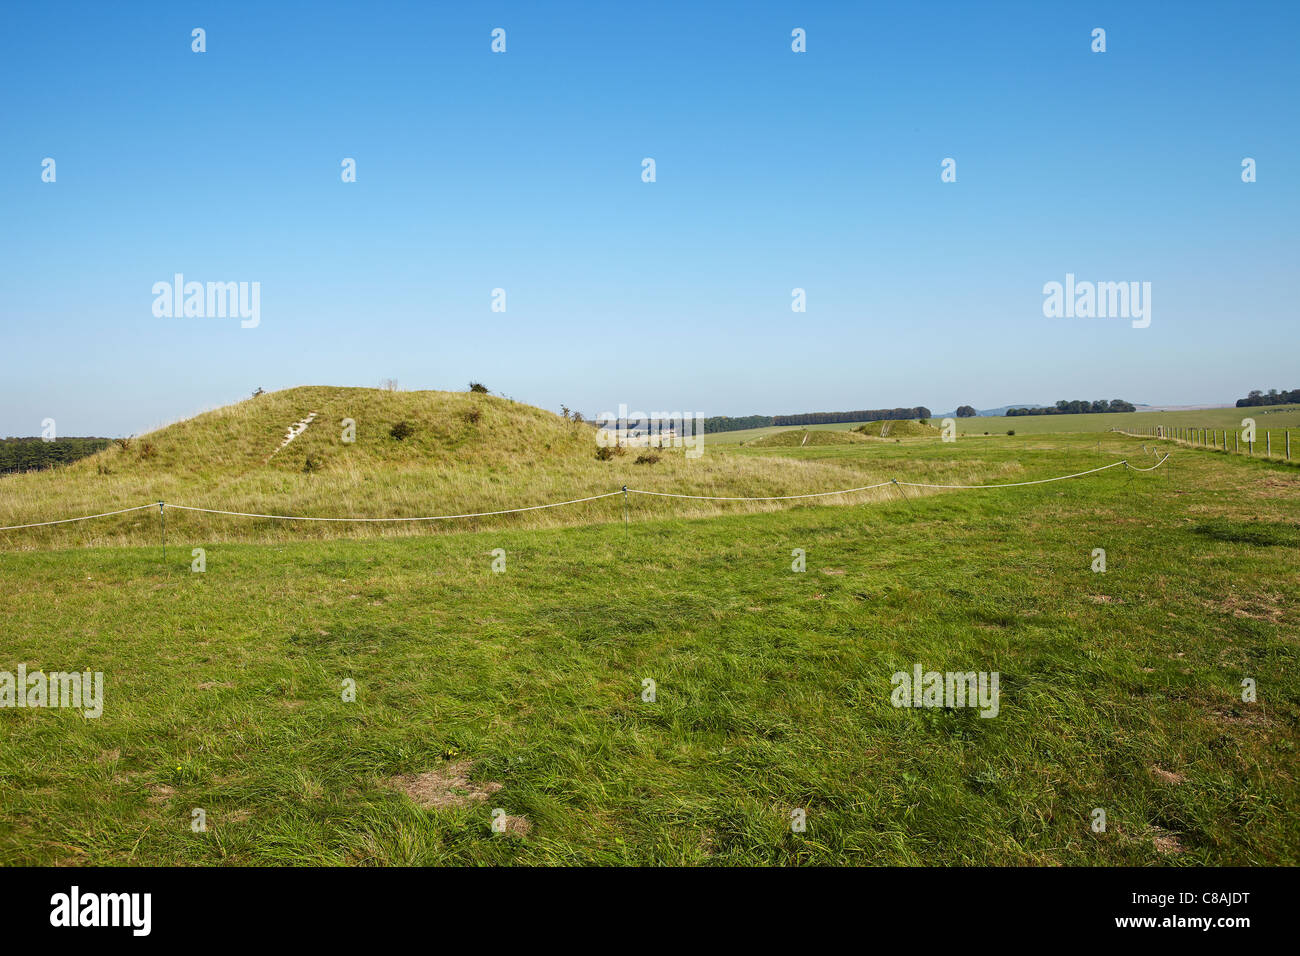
[1153,830,1185,854]
[1256,476,1300,499]
[494,813,532,837]
[1151,766,1187,785]
[388,760,503,809]
[147,784,175,805]
[1201,590,1285,622]
[1212,706,1271,728]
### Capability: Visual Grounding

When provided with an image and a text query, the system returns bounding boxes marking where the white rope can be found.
[0,503,156,531]
[163,491,624,522]
[893,459,1130,489]
[1122,454,1170,473]
[628,458,1147,498]
[0,455,1169,532]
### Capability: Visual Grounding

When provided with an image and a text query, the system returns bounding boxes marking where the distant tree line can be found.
[955,405,977,417]
[703,415,780,434]
[1006,399,1136,417]
[1236,388,1300,407]
[0,437,111,475]
[773,407,931,426]
[704,407,933,433]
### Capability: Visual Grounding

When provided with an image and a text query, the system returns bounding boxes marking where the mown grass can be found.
[1,432,1296,865]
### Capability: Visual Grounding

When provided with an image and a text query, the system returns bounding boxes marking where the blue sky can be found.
[2,0,1296,436]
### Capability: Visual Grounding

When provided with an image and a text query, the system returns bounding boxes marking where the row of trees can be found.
[773,407,931,426]
[702,415,775,434]
[1236,388,1300,407]
[0,437,111,475]
[1006,399,1136,417]
[704,407,934,433]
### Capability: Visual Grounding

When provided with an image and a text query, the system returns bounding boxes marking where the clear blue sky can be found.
[2,0,1296,436]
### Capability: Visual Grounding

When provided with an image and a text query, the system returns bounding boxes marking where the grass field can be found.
[0,388,1038,549]
[2,412,1297,865]
[746,429,868,447]
[960,405,1300,437]
[708,404,1300,444]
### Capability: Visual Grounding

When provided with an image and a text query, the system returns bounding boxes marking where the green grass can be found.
[707,421,878,445]
[707,404,1300,443]
[2,431,1297,865]
[853,419,941,438]
[959,404,1300,436]
[747,429,867,447]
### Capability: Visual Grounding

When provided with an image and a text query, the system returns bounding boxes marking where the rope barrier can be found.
[0,503,156,531]
[162,492,625,522]
[891,459,1130,489]
[1121,454,1171,473]
[0,456,1167,533]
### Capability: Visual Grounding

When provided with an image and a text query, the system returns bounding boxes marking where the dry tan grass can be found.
[0,386,1014,549]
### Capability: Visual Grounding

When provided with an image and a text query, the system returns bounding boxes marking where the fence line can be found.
[1120,424,1293,462]
[0,456,1167,533]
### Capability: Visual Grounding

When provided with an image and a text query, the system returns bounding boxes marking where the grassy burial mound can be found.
[746,429,869,448]
[853,419,942,439]
[1,387,1005,548]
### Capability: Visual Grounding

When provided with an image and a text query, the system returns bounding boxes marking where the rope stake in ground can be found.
[0,457,1169,532]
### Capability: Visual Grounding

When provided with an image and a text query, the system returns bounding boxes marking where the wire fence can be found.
[0,456,1167,536]
[1120,424,1293,461]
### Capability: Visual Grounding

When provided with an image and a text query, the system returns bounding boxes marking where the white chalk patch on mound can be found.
[267,411,318,460]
